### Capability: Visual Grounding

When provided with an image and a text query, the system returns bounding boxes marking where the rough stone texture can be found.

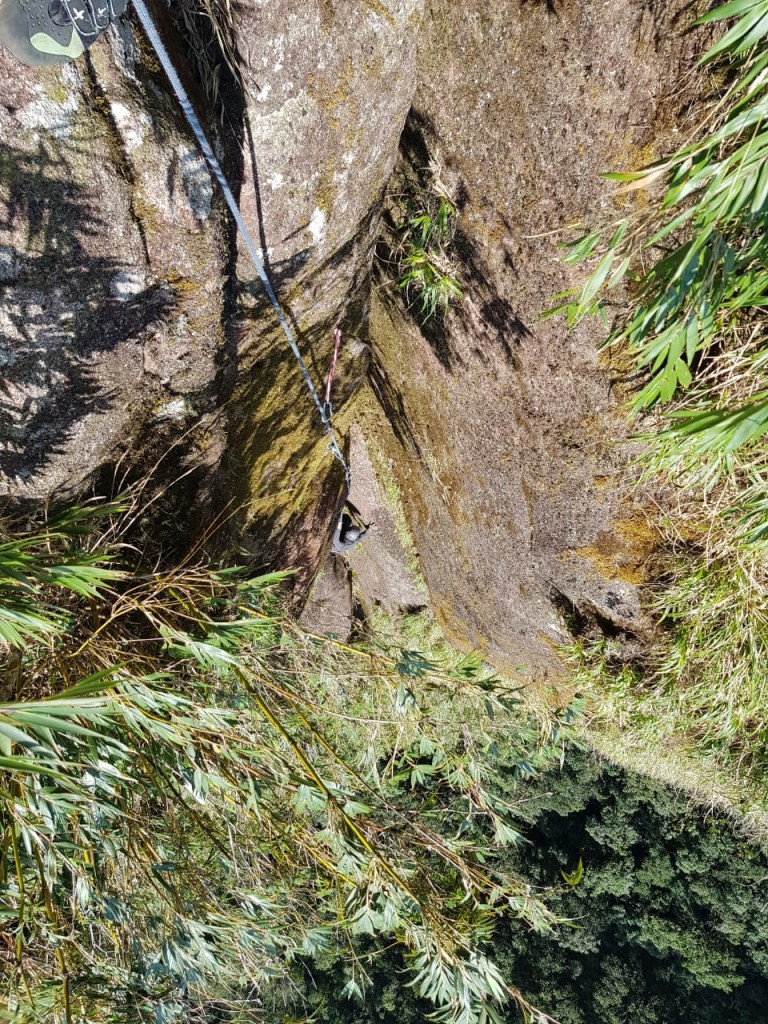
[0,0,708,668]
[229,0,423,592]
[0,1,422,574]
[0,15,228,514]
[299,422,428,637]
[345,424,428,619]
[367,0,703,679]
[298,555,354,639]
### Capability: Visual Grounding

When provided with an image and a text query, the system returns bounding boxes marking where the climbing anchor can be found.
[332,500,373,554]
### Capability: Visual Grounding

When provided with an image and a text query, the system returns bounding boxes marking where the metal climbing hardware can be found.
[332,501,373,554]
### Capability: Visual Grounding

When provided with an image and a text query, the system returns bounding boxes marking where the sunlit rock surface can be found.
[365,0,701,677]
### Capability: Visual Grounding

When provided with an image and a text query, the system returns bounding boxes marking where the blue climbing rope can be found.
[131,0,350,486]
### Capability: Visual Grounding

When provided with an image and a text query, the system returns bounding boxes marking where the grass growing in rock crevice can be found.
[566,524,768,823]
[378,161,464,324]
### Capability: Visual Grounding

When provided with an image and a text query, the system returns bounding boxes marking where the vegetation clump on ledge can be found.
[383,162,464,323]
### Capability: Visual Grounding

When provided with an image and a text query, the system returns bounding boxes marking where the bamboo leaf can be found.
[695,0,764,28]
[580,250,617,306]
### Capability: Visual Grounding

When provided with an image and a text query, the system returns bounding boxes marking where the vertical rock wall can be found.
[0,0,706,655]
[228,0,423,586]
[367,0,702,677]
[0,19,228,512]
[0,0,422,577]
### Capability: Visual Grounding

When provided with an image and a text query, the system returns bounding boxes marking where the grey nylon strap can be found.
[131,0,350,486]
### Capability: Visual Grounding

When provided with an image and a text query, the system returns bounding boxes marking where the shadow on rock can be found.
[380,107,532,373]
[231,208,377,596]
[0,142,174,486]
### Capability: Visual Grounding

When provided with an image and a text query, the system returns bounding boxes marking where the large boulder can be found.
[0,0,422,579]
[227,0,422,589]
[0,19,227,516]
[0,0,706,670]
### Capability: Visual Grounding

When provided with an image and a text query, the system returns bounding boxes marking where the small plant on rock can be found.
[388,164,464,322]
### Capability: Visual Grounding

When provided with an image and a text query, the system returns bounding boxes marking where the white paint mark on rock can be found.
[17,87,79,140]
[256,83,273,103]
[154,398,190,421]
[267,172,284,190]
[177,146,213,221]
[110,101,151,152]
[110,270,146,301]
[308,207,326,246]
[271,35,285,73]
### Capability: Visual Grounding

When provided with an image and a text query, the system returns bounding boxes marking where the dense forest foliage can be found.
[287,749,768,1024]
[0,498,575,1024]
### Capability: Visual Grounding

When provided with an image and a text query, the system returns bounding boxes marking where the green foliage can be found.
[563,522,768,803]
[0,498,572,1024]
[0,504,126,648]
[549,0,768,468]
[559,859,583,888]
[495,750,768,1023]
[281,750,768,1024]
[545,0,768,805]
[388,168,464,322]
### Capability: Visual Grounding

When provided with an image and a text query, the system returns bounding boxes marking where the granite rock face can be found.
[0,27,227,511]
[0,0,701,677]
[0,0,421,573]
[228,0,423,588]
[366,0,702,677]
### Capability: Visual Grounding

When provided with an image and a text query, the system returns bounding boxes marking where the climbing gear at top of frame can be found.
[0,0,125,65]
[0,0,352,490]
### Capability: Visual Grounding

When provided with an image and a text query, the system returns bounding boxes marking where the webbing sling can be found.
[131,0,351,486]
